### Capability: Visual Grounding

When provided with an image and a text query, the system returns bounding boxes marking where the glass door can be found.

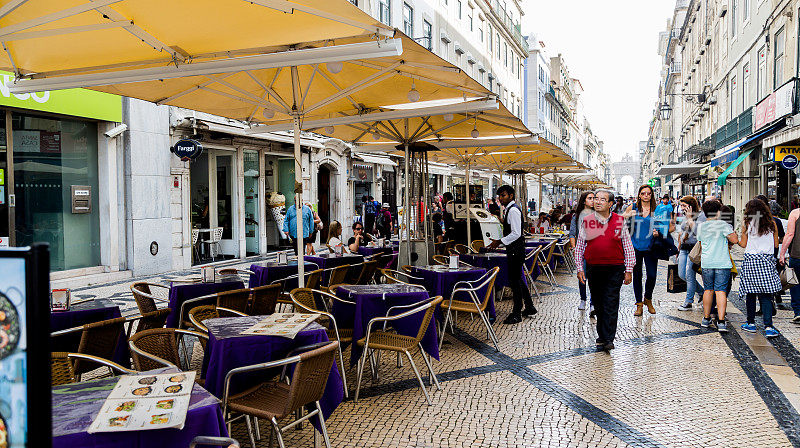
[243,150,259,255]
[216,153,235,258]
[0,112,9,246]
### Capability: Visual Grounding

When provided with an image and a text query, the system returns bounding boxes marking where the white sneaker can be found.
[578,300,587,310]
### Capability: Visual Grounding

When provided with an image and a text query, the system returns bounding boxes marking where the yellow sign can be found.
[775,146,800,162]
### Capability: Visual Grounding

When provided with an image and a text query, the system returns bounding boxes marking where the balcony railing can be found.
[487,0,528,53]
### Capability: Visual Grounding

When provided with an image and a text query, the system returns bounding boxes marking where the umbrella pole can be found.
[404,142,411,264]
[293,115,305,282]
[538,174,543,214]
[466,160,471,246]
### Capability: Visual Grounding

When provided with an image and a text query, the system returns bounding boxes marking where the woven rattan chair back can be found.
[290,288,323,313]
[357,260,379,285]
[478,267,499,309]
[135,308,171,335]
[51,352,75,386]
[216,288,250,313]
[543,241,557,265]
[327,265,349,286]
[249,284,280,315]
[471,239,485,253]
[400,265,414,273]
[74,317,125,375]
[432,255,448,265]
[129,328,182,371]
[344,263,363,284]
[284,341,338,416]
[453,244,469,255]
[305,269,324,289]
[375,253,394,270]
[131,282,158,314]
[414,296,443,342]
[188,305,219,333]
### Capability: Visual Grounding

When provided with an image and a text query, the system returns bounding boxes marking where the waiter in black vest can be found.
[488,185,537,324]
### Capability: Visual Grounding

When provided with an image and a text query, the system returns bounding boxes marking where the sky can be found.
[522,0,678,162]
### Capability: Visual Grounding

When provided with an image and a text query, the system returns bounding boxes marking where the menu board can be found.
[88,372,196,433]
[241,313,320,339]
[0,244,51,448]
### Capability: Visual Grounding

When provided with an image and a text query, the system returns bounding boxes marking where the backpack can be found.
[376,209,389,230]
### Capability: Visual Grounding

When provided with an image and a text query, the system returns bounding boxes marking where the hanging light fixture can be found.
[372,130,381,140]
[262,108,275,119]
[470,117,479,138]
[515,146,522,154]
[443,113,454,122]
[324,126,335,134]
[659,101,672,121]
[326,61,343,74]
[407,80,420,102]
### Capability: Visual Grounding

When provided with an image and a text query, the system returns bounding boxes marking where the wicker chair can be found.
[129,328,209,383]
[354,296,443,404]
[524,247,544,301]
[249,284,281,315]
[470,240,485,253]
[221,341,339,448]
[130,282,170,314]
[216,288,251,314]
[453,244,470,255]
[73,316,127,378]
[375,253,395,270]
[189,436,240,448]
[133,308,171,335]
[343,262,364,285]
[188,305,248,333]
[439,267,500,350]
[356,260,379,285]
[538,241,558,290]
[432,255,448,265]
[400,265,414,274]
[290,288,354,398]
[51,352,135,386]
[324,265,350,292]
[378,268,424,287]
[273,268,324,311]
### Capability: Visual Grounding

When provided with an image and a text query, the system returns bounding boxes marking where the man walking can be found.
[575,189,634,351]
[283,202,314,255]
[488,185,537,324]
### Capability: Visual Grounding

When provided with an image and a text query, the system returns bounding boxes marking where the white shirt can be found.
[500,201,522,246]
[744,224,774,255]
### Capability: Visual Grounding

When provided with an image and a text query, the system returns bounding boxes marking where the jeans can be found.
[633,249,658,303]
[578,260,592,304]
[677,249,702,305]
[702,268,731,292]
[746,293,774,327]
[586,264,624,344]
[788,257,800,317]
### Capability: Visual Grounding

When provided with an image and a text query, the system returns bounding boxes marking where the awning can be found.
[711,122,783,167]
[197,119,325,148]
[717,148,754,186]
[655,162,706,176]
[352,152,397,166]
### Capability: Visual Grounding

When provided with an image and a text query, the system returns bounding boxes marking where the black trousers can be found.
[585,264,625,344]
[507,247,534,315]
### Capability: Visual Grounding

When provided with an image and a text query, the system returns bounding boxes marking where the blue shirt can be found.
[283,204,314,239]
[654,203,673,236]
[629,206,654,251]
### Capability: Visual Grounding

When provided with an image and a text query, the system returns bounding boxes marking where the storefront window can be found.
[12,112,100,271]
[243,150,259,255]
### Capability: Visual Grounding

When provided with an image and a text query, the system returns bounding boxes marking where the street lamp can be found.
[659,102,672,121]
[647,140,655,152]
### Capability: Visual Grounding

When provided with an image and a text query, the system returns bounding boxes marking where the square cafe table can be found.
[248,261,318,288]
[460,253,535,292]
[52,368,227,448]
[356,245,395,257]
[200,316,343,428]
[50,298,129,367]
[305,253,364,284]
[165,280,245,328]
[410,265,494,319]
[333,284,436,366]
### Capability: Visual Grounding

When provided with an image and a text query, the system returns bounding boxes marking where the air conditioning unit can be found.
[708,96,717,104]
[440,30,452,44]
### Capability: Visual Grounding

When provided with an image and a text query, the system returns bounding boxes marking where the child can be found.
[737,199,782,338]
[697,200,739,332]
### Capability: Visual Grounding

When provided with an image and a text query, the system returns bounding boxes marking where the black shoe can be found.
[777,303,790,310]
[503,314,522,325]
[522,307,537,317]
[603,342,615,351]
[589,308,597,318]
[595,339,606,347]
[756,309,763,316]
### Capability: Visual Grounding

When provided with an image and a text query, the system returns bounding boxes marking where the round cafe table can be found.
[333,284,437,366]
[165,280,245,328]
[248,261,318,288]
[409,265,494,319]
[460,253,535,292]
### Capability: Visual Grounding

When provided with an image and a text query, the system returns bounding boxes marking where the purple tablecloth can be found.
[50,298,129,367]
[166,281,245,328]
[410,265,494,319]
[333,284,437,366]
[248,262,317,288]
[52,368,227,448]
[201,317,343,428]
[357,246,394,257]
[305,253,364,284]
[461,253,535,292]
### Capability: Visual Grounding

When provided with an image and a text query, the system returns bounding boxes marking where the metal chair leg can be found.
[404,350,432,405]
[271,417,286,448]
[477,310,499,351]
[245,415,257,448]
[336,344,349,398]
[254,417,261,441]
[418,344,441,390]
[354,349,367,402]
[438,308,453,350]
[315,402,333,448]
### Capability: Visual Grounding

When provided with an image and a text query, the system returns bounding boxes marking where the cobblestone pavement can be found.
[70,255,800,447]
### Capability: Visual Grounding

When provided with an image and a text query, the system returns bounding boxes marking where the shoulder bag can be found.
[688,241,702,265]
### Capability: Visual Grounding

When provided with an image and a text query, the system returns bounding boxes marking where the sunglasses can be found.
[355,227,363,231]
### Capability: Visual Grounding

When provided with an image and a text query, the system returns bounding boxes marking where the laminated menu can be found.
[87,371,196,433]
[241,313,320,339]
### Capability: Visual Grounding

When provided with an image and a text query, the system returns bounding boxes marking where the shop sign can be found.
[774,145,800,163]
[0,71,122,122]
[171,139,203,161]
[782,154,799,170]
[754,81,795,131]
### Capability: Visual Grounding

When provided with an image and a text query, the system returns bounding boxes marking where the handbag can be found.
[688,241,702,265]
[781,267,799,290]
[667,263,687,293]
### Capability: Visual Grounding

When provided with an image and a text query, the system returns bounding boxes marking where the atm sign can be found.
[774,146,800,162]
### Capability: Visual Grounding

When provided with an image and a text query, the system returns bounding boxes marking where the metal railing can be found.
[487,0,528,53]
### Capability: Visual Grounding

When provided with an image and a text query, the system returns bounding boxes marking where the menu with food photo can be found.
[87,372,195,433]
[241,313,320,338]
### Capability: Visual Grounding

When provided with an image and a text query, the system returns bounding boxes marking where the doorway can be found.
[317,164,335,243]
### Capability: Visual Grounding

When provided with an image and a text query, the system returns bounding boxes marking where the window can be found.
[496,33,500,59]
[468,7,473,31]
[457,0,461,19]
[504,42,508,67]
[730,0,737,38]
[742,62,750,107]
[730,75,737,117]
[422,19,432,50]
[478,20,483,42]
[757,45,767,99]
[775,26,785,89]
[488,25,493,54]
[402,3,413,36]
[743,0,749,22]
[379,0,391,26]
[538,66,545,83]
